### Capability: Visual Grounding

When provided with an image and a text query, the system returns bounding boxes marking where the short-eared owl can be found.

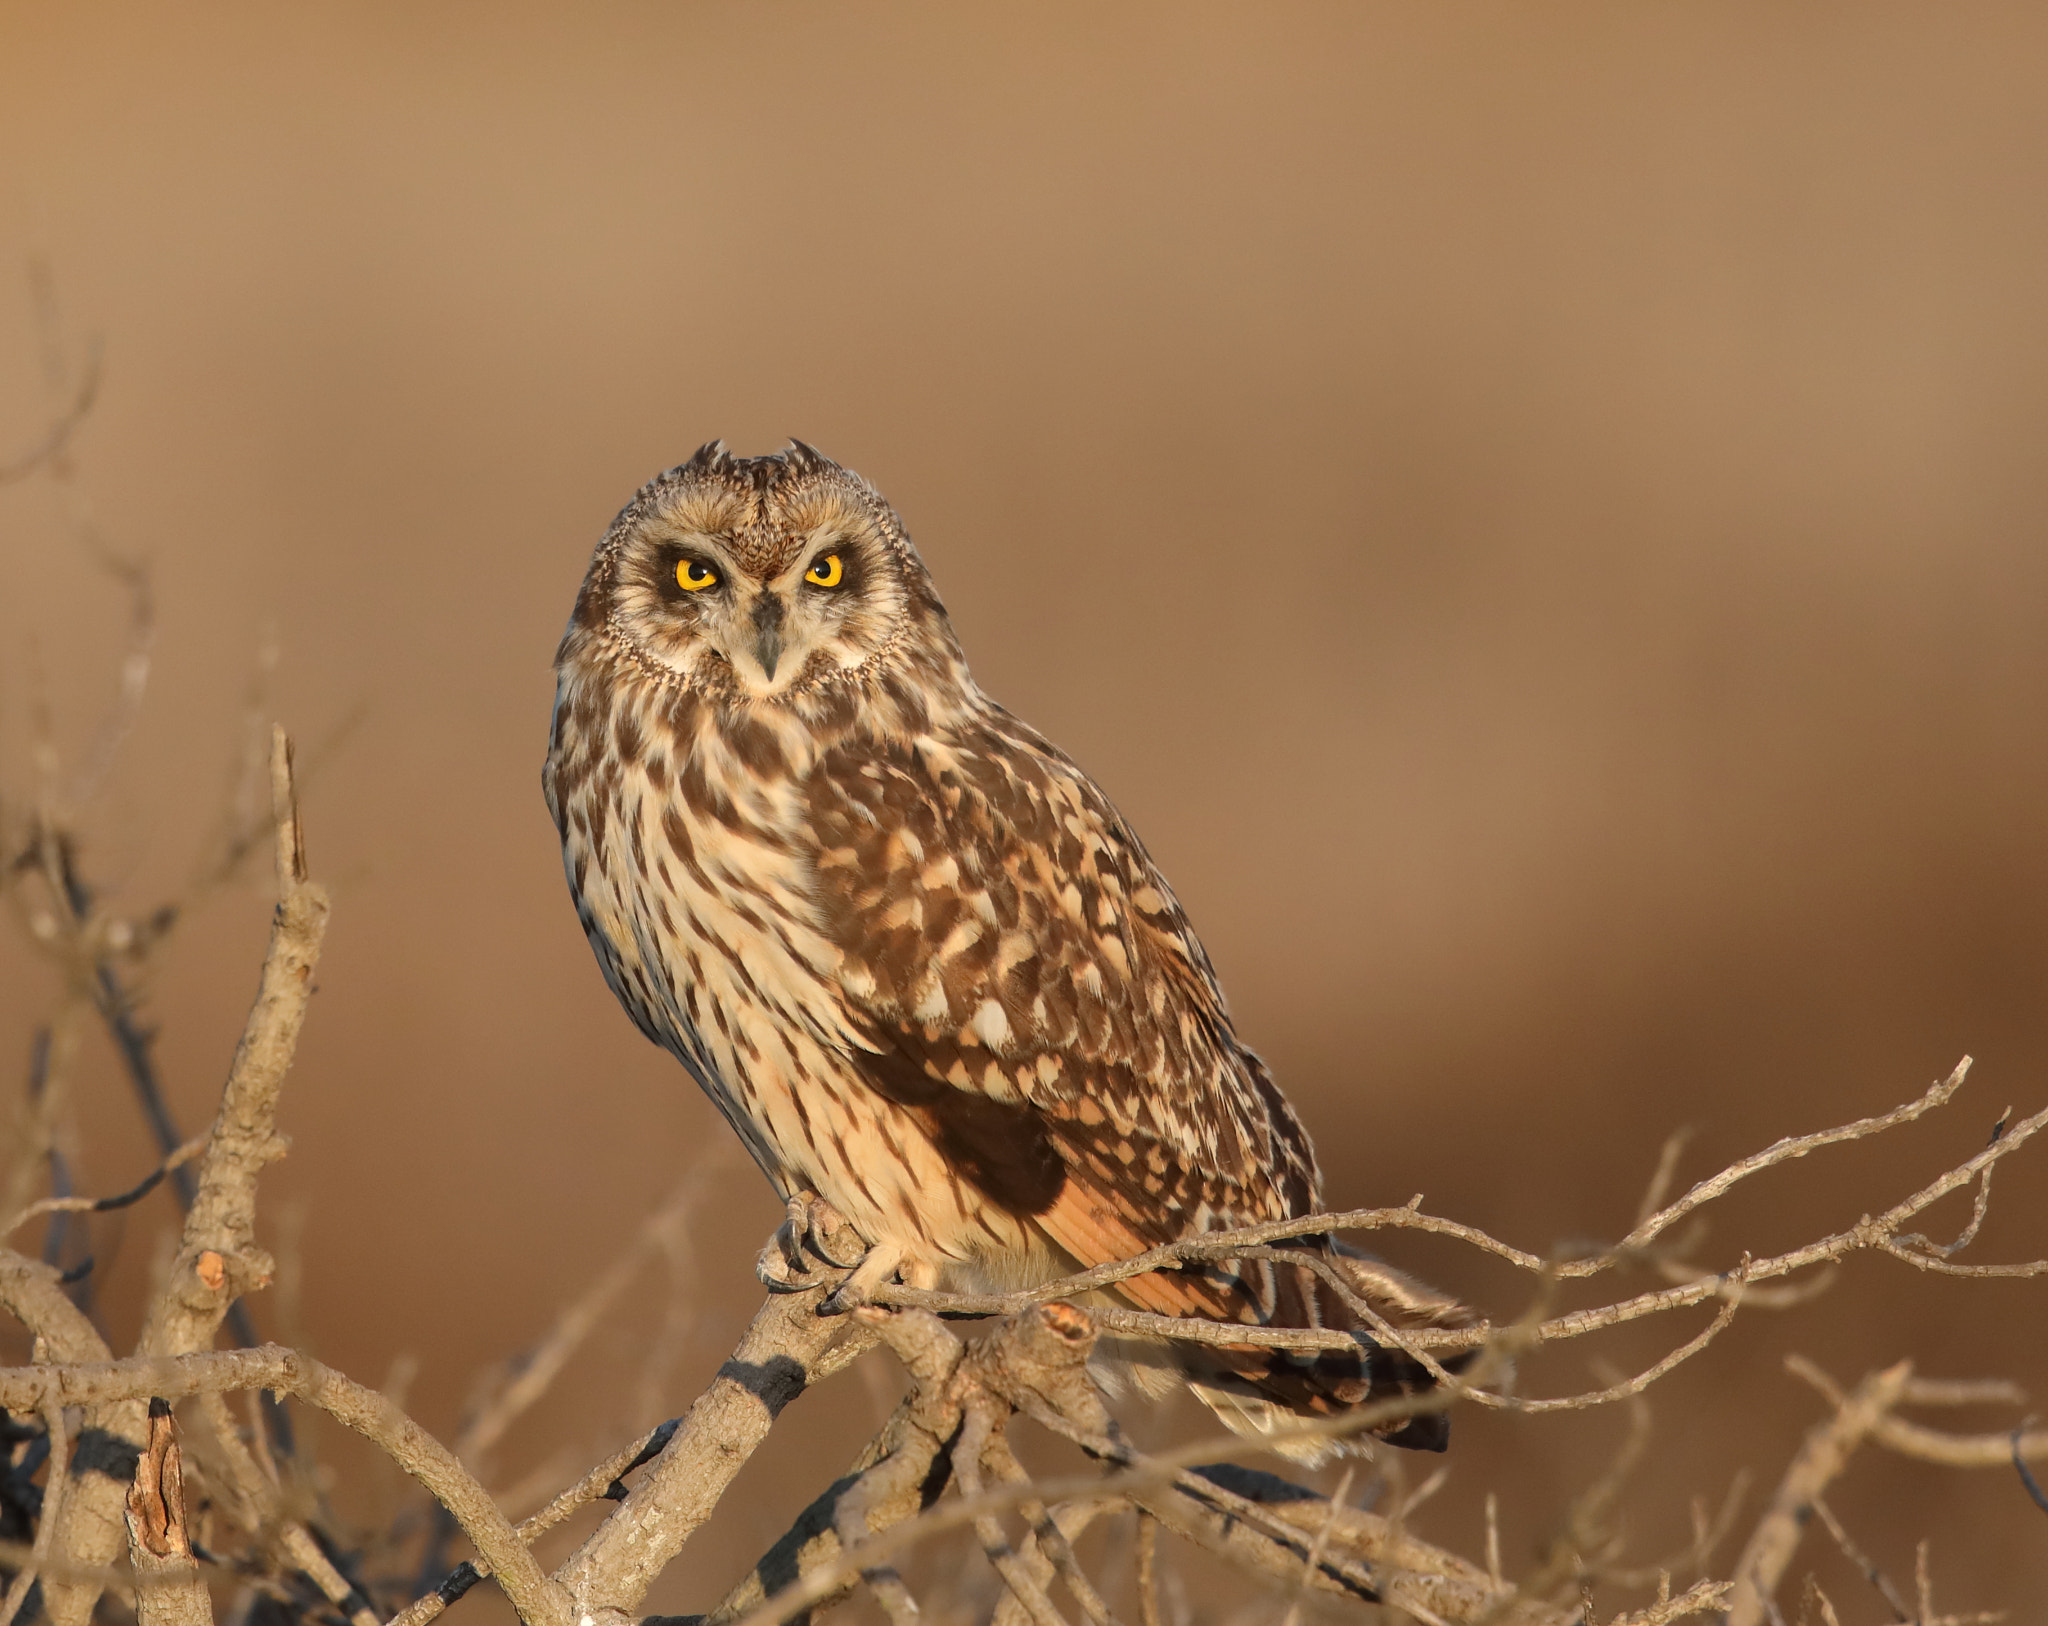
[544,442,1470,1453]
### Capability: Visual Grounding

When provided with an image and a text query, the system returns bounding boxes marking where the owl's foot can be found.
[817,1241,907,1315]
[755,1192,922,1314]
[756,1191,866,1292]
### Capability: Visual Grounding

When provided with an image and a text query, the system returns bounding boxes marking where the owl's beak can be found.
[749,591,786,682]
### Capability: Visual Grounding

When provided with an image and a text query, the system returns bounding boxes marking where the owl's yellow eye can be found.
[804,553,844,588]
[676,559,719,592]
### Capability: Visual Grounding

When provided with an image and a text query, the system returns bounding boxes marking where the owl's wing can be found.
[806,708,1320,1318]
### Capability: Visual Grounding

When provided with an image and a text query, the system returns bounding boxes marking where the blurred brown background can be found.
[2,2,2046,1616]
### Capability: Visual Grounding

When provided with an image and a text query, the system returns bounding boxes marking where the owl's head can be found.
[565,441,955,706]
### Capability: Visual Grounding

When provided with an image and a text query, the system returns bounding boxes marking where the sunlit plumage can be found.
[543,441,1470,1454]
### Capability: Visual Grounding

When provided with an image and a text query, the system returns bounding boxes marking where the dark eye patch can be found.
[651,543,723,600]
[805,542,864,595]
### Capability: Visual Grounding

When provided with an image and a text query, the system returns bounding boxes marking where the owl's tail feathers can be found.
[1175,1242,1478,1466]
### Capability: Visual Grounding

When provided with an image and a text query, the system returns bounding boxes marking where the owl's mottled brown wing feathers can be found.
[806,704,1321,1317]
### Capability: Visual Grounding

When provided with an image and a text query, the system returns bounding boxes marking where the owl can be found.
[543,441,1471,1455]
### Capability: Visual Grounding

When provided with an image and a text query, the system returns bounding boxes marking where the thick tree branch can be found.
[549,1281,879,1621]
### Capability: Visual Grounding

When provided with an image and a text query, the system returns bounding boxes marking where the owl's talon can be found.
[818,1241,906,1315]
[756,1191,870,1291]
[755,1236,809,1291]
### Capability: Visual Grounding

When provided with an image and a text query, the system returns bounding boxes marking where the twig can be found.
[2013,1420,2048,1518]
[981,1437,1119,1626]
[874,1064,1991,1330]
[189,1389,379,1626]
[1890,1111,2007,1262]
[1782,1360,2048,1472]
[1601,1469,1751,1591]
[0,1398,68,1626]
[1278,1465,1354,1626]
[1614,1062,1970,1258]
[136,727,324,1358]
[1134,1511,1160,1626]
[0,1249,111,1364]
[456,1172,707,1471]
[2,1135,210,1241]
[870,1074,2048,1377]
[954,1403,1073,1626]
[384,1417,683,1626]
[718,1305,1556,1626]
[1632,1130,1695,1232]
[1808,1499,1911,1622]
[1608,1582,1733,1625]
[0,1248,110,1626]
[1724,1360,1915,1626]
[1800,1577,1843,1626]
[701,1391,937,1626]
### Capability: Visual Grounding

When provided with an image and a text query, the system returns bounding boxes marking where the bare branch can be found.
[189,1389,379,1626]
[0,1398,68,1626]
[1807,1498,1912,1623]
[1783,1358,2048,1471]
[456,1171,708,1472]
[1724,1360,1915,1626]
[987,1479,1116,1626]
[701,1395,936,1625]
[386,1418,685,1626]
[714,1304,1570,1626]
[134,725,325,1361]
[1613,1061,1969,1258]
[2,1135,209,1241]
[1134,1510,1160,1626]
[549,1280,880,1621]
[0,1250,111,1626]
[0,1248,110,1364]
[1608,1581,1735,1625]
[870,1076,2043,1390]
[0,1343,568,1626]
[953,1403,1075,1626]
[33,730,329,1626]
[124,1401,213,1626]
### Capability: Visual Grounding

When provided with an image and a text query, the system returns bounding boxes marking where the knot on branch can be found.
[179,1244,274,1305]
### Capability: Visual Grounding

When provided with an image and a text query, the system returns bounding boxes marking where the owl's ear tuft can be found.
[683,440,731,476]
[783,439,838,476]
